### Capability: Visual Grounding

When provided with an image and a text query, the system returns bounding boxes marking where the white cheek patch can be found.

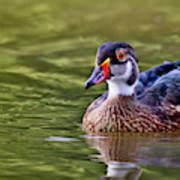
[110,64,126,76]
[107,61,138,97]
[111,61,132,81]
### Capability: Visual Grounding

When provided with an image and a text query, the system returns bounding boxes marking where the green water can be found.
[0,0,180,179]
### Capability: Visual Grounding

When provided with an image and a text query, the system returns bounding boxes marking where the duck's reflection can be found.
[85,133,180,180]
[102,161,141,180]
[87,134,154,163]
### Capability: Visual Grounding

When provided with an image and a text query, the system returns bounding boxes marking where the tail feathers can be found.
[157,104,180,122]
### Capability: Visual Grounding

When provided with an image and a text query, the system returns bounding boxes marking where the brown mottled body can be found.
[83,96,179,133]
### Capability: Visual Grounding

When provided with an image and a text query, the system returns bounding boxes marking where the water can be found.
[0,0,180,179]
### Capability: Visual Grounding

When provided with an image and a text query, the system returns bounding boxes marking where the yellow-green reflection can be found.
[0,0,179,179]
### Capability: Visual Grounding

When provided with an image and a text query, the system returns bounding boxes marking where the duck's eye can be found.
[116,49,126,61]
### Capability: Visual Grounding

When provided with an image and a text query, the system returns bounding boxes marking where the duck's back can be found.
[136,61,180,96]
[139,69,180,105]
[138,69,180,122]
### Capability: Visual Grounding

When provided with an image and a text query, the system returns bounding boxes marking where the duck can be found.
[82,42,180,133]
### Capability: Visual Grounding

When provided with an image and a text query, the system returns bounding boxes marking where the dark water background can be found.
[0,0,180,179]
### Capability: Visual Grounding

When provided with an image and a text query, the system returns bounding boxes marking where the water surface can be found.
[0,0,180,179]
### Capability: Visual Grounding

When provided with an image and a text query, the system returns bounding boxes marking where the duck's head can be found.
[85,42,139,97]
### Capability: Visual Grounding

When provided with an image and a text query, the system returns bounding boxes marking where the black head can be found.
[96,42,138,66]
[85,42,139,89]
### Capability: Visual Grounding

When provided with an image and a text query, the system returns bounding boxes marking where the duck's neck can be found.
[107,79,137,98]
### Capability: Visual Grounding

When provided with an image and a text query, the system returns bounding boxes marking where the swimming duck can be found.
[82,42,180,133]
